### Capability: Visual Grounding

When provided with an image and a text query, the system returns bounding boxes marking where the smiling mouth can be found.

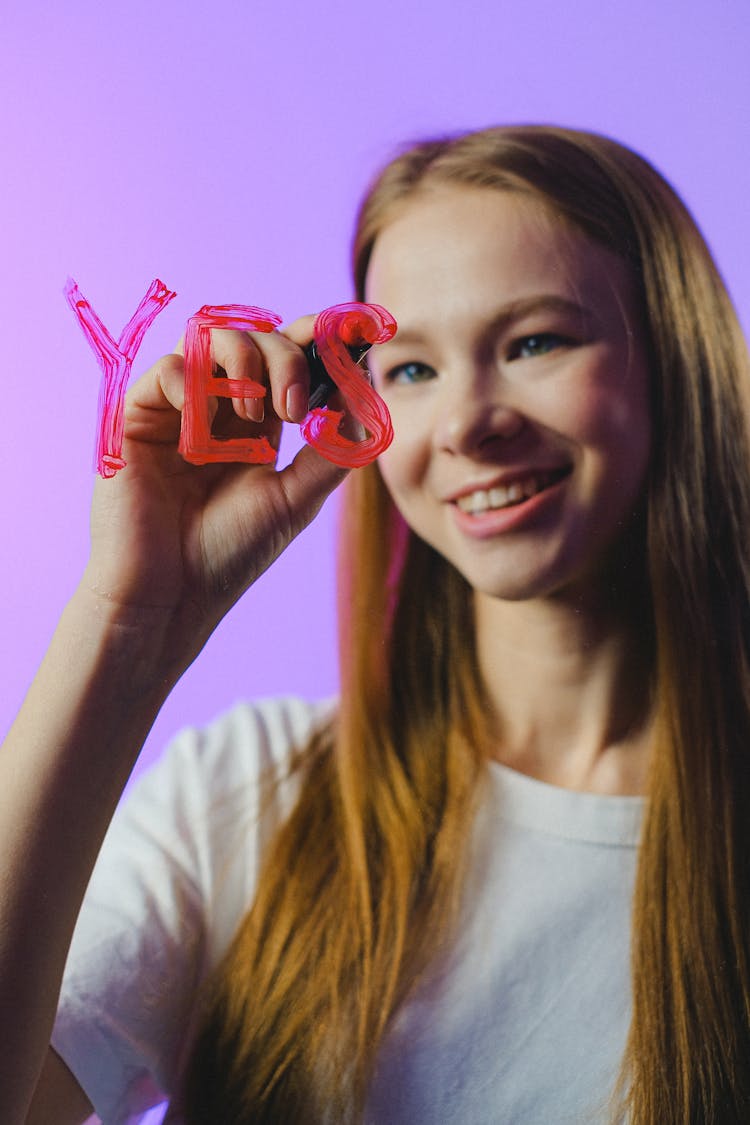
[454,468,571,514]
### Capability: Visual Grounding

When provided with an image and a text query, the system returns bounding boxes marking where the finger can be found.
[123,352,221,447]
[275,315,320,422]
[241,327,312,425]
[281,314,318,348]
[128,353,185,413]
[276,442,351,535]
[173,329,268,424]
[174,319,318,429]
[207,329,267,424]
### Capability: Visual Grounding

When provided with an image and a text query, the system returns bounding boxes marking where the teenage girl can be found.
[5,125,750,1124]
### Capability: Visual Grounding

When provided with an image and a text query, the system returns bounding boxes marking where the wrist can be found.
[62,582,199,707]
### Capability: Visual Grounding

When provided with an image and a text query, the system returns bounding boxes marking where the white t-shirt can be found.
[51,697,643,1125]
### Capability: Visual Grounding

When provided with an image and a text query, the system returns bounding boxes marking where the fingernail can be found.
[286,384,309,423]
[239,396,265,423]
[244,396,264,423]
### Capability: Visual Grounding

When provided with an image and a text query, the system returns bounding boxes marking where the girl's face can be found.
[364,185,652,607]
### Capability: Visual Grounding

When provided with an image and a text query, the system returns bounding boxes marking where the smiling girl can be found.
[4,126,750,1124]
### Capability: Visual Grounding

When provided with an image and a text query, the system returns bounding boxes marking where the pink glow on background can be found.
[1,3,748,784]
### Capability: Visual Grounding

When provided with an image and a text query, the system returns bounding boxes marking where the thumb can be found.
[276,444,351,536]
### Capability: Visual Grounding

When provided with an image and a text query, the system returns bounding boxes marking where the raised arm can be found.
[0,318,346,1125]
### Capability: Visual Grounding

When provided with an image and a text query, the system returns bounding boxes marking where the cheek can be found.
[376,446,412,502]
[571,383,652,506]
[560,361,651,448]
[376,419,430,496]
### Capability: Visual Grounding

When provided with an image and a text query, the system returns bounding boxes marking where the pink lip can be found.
[448,470,571,539]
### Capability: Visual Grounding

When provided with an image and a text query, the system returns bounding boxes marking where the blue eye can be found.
[510,333,570,360]
[387,361,436,385]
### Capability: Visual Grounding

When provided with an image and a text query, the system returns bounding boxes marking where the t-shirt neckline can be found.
[486,758,644,847]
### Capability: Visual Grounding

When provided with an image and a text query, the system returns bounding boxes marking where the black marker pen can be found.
[304,340,372,411]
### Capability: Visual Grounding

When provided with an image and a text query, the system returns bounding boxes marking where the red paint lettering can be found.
[300,303,396,467]
[178,304,282,465]
[64,277,177,477]
[66,282,397,474]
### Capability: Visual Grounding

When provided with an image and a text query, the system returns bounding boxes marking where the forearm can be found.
[0,585,186,1124]
[0,314,348,1122]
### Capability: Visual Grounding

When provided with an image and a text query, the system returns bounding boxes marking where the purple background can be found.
[1,0,748,791]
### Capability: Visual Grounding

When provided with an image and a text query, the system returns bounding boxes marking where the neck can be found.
[474,582,654,795]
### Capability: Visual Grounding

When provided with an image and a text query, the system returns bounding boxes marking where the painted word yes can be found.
[64,278,396,477]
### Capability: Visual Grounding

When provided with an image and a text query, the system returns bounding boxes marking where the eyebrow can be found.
[495,295,596,327]
[380,295,597,348]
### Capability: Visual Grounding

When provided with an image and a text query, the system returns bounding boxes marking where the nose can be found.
[432,374,525,455]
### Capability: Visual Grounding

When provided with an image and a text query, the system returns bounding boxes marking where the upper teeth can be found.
[456,474,555,514]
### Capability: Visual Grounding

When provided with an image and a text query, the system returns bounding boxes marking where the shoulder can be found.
[146,694,338,814]
[117,695,338,942]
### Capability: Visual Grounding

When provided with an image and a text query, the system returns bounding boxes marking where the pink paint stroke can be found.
[179,304,282,465]
[300,303,397,468]
[64,278,177,477]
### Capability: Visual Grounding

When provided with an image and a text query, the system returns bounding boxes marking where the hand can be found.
[81,315,348,664]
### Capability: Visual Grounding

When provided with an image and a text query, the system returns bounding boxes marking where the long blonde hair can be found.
[184,126,750,1122]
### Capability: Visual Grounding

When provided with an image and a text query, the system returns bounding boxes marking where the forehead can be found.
[364,185,637,332]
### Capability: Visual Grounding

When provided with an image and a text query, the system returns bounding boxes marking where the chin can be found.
[449,561,565,604]
[451,552,617,608]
